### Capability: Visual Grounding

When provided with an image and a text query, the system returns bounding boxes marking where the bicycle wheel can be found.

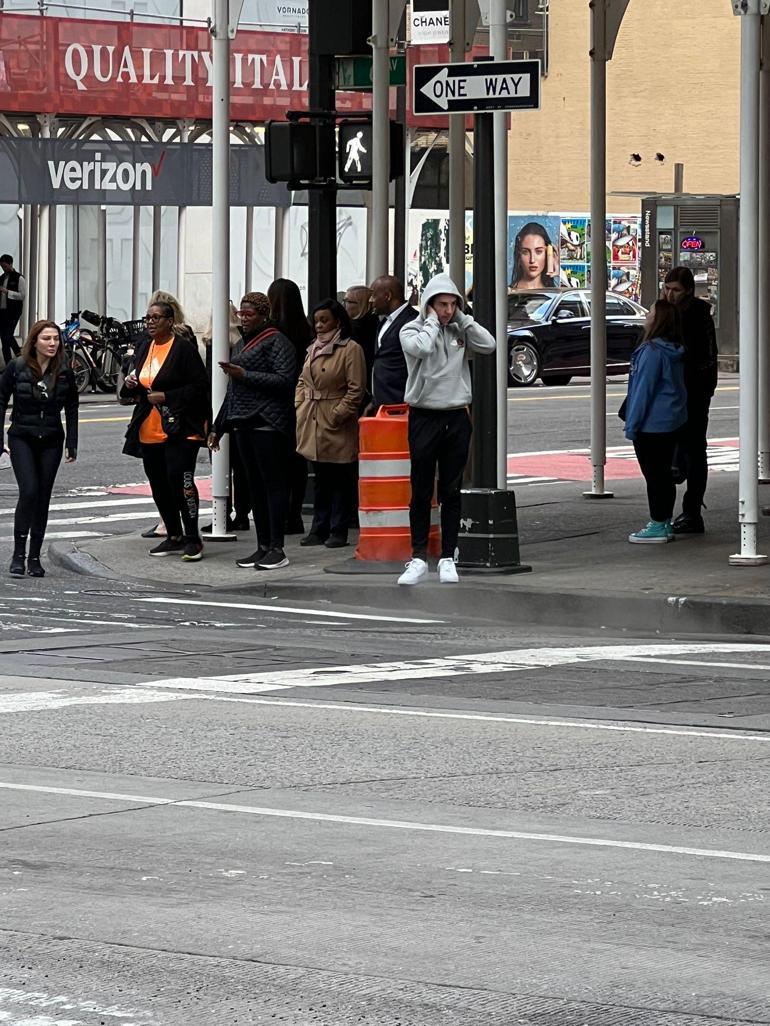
[68,344,91,394]
[95,345,122,392]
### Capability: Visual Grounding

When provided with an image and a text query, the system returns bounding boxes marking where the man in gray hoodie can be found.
[397,273,496,586]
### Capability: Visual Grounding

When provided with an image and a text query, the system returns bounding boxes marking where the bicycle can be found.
[61,310,129,394]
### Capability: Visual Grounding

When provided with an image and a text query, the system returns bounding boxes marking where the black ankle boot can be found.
[10,534,25,577]
[26,556,45,578]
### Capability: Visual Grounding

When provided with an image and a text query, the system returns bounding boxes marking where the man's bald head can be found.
[370,275,406,315]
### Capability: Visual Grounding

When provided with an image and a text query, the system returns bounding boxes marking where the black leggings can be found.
[633,430,679,523]
[0,315,20,367]
[141,440,201,542]
[10,435,64,556]
[236,428,291,551]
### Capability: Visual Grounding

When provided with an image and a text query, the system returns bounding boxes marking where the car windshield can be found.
[508,293,554,325]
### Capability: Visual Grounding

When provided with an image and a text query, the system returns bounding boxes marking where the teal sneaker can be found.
[628,520,670,544]
[664,519,675,541]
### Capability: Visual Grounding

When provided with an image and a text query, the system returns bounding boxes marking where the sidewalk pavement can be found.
[50,471,770,638]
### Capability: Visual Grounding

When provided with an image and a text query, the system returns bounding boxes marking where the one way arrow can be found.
[419,66,531,111]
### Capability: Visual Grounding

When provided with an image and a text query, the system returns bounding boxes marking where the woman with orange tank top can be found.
[120,301,209,561]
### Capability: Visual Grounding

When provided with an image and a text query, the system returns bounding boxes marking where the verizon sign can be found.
[0,139,291,206]
[0,13,367,122]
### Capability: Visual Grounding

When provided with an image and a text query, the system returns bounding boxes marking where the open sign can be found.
[681,235,705,251]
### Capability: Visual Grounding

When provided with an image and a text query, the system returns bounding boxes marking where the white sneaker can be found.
[437,557,459,584]
[397,557,429,586]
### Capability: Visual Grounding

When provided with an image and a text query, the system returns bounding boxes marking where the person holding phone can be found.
[121,301,209,562]
[208,293,296,571]
[0,320,78,577]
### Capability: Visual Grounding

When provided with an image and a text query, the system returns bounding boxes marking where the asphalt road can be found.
[2,565,770,1025]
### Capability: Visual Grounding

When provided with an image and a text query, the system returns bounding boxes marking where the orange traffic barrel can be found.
[356,405,440,562]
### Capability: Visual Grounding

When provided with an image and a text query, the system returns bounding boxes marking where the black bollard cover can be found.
[457,488,531,574]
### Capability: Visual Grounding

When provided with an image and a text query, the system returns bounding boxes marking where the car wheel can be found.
[509,340,542,387]
[541,374,572,387]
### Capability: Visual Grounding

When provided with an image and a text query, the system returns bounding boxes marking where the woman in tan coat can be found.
[296,299,366,548]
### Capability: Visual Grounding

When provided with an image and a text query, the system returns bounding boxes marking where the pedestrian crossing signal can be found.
[337,120,405,186]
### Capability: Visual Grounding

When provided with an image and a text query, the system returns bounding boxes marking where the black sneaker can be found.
[230,519,250,531]
[256,547,289,570]
[671,514,705,535]
[300,532,326,546]
[324,535,348,548]
[181,540,204,562]
[9,553,25,577]
[236,547,267,569]
[149,537,184,556]
[26,556,45,578]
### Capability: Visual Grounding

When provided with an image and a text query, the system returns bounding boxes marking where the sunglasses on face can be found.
[145,314,170,323]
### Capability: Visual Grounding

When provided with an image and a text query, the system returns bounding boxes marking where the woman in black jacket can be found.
[121,300,209,562]
[267,278,313,534]
[208,292,296,572]
[0,319,78,578]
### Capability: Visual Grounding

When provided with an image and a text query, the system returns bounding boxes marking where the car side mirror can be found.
[555,309,575,320]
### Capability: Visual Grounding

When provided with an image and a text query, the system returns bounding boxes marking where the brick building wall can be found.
[506,0,740,214]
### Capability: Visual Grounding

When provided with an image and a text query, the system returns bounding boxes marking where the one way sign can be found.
[413,59,541,116]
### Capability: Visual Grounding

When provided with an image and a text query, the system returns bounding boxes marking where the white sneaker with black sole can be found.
[236,548,267,569]
[437,557,459,584]
[257,547,289,570]
[397,558,429,586]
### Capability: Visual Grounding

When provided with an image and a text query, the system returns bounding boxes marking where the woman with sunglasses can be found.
[0,320,78,577]
[121,301,209,562]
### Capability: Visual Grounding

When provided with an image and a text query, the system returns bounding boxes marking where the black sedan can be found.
[507,289,647,387]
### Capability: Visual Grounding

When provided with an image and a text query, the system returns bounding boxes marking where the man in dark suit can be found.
[369,276,418,407]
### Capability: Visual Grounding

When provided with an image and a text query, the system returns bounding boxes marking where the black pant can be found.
[0,314,20,367]
[311,461,357,540]
[633,431,679,523]
[408,407,472,559]
[236,428,290,551]
[10,435,64,556]
[230,437,250,523]
[141,440,201,543]
[287,451,309,527]
[680,398,711,517]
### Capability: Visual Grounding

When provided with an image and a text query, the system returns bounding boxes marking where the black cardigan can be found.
[213,324,296,439]
[0,358,78,455]
[121,335,209,457]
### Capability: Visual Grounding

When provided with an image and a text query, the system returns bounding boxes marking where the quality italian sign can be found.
[413,59,541,115]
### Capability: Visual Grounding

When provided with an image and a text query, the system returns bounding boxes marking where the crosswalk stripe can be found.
[0,496,158,516]
[0,530,107,541]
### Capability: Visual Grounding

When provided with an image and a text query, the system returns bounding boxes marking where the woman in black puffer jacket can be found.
[208,292,296,572]
[0,320,78,578]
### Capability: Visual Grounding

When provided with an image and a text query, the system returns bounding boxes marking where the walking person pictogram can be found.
[344,131,367,174]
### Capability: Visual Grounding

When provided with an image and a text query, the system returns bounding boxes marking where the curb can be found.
[48,540,770,638]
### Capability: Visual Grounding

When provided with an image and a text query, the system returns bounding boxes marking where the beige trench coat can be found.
[295,338,366,463]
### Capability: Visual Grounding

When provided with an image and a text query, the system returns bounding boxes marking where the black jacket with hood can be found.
[680,296,718,404]
[0,357,78,455]
[120,333,209,458]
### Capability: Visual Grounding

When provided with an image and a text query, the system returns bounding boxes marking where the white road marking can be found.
[0,780,767,863]
[193,695,770,742]
[0,496,158,516]
[0,690,191,714]
[133,596,444,625]
[630,657,770,672]
[0,530,108,541]
[139,641,770,695]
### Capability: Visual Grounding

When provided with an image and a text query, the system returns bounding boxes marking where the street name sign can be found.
[413,59,541,115]
[335,55,406,90]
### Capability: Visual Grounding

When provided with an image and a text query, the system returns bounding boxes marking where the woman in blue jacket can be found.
[621,298,687,544]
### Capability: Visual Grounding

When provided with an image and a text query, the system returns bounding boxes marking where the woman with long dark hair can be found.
[120,300,209,562]
[510,221,560,290]
[208,292,296,571]
[295,299,366,548]
[621,298,688,544]
[0,320,78,577]
[267,278,313,534]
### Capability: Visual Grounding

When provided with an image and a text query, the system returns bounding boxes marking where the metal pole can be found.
[674,162,685,193]
[471,112,497,488]
[24,205,36,332]
[308,0,336,309]
[176,121,191,306]
[151,205,162,290]
[273,205,287,280]
[370,0,390,277]
[759,15,770,482]
[210,0,234,540]
[584,0,613,499]
[730,12,766,565]
[98,204,107,315]
[131,206,141,319]
[244,205,254,293]
[48,202,57,315]
[37,116,51,318]
[393,32,407,286]
[448,0,466,287]
[490,0,508,490]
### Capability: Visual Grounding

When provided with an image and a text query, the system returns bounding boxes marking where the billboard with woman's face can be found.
[508,216,561,289]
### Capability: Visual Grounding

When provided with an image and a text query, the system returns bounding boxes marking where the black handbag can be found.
[159,404,183,437]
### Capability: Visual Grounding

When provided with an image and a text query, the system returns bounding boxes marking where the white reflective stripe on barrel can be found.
[359,458,412,477]
[359,508,439,529]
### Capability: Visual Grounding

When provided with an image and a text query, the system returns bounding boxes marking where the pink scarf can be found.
[309,327,342,360]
